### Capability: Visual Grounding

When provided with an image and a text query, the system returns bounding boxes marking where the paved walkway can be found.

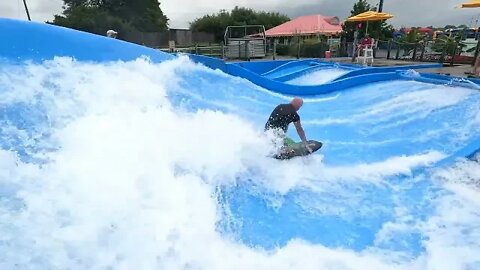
[417,65,473,77]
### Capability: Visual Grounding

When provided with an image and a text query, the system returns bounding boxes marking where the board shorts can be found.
[266,128,295,147]
[284,137,295,146]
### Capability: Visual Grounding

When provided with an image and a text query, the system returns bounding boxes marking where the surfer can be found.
[264,97,313,153]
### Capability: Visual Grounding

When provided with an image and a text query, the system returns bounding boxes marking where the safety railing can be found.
[159,44,226,59]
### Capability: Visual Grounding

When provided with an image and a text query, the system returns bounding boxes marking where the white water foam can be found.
[304,83,475,127]
[424,158,480,270]
[0,56,478,269]
[286,68,348,85]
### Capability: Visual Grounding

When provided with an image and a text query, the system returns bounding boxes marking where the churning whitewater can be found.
[0,56,479,270]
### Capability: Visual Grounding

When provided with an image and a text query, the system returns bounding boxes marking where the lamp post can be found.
[378,0,384,12]
[23,0,31,21]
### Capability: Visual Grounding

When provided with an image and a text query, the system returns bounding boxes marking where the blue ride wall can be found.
[0,18,173,63]
[1,18,479,167]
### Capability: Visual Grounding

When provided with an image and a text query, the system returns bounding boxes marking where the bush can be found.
[276,44,290,56]
[432,35,467,56]
[274,39,329,58]
[299,42,329,58]
[287,41,328,58]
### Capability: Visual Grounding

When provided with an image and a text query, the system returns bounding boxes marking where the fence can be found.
[158,37,480,66]
[375,39,480,66]
[162,41,265,60]
[160,44,225,59]
[269,40,335,60]
[124,30,215,48]
[225,39,266,60]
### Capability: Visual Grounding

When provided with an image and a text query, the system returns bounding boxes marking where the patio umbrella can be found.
[458,0,480,8]
[346,10,394,34]
[346,11,394,21]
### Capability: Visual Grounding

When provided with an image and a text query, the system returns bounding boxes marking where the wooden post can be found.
[395,42,400,60]
[221,42,225,59]
[472,39,480,66]
[450,43,457,66]
[420,42,426,62]
[439,45,446,64]
[352,29,358,62]
[297,36,301,59]
[246,40,250,61]
[386,40,392,59]
[412,42,418,61]
[273,39,277,60]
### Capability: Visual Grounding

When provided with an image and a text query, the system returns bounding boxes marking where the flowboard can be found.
[273,140,323,160]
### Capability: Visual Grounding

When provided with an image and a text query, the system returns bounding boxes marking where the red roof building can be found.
[265,14,343,37]
[402,27,434,34]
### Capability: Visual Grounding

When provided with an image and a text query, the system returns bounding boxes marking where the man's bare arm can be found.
[293,121,308,144]
[294,120,313,153]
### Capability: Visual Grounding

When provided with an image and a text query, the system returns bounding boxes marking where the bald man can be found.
[264,97,313,153]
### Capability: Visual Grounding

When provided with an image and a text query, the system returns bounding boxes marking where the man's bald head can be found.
[290,97,303,111]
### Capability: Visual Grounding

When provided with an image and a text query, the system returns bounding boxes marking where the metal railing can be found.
[223,25,267,60]
[159,44,226,59]
[158,38,480,66]
[159,40,266,60]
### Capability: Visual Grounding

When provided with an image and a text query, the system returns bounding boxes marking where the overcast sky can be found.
[1,0,478,29]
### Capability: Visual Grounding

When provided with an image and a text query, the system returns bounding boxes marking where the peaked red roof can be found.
[265,14,343,37]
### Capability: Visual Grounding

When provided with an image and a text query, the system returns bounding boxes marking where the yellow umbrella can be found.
[458,0,480,8]
[346,10,394,35]
[346,10,394,22]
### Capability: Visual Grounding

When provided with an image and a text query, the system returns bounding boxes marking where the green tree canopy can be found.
[190,6,290,42]
[342,0,393,41]
[50,0,168,38]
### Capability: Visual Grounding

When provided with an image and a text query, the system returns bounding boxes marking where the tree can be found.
[342,0,371,41]
[433,33,467,55]
[444,25,456,30]
[342,0,393,41]
[190,6,289,42]
[115,0,169,32]
[457,24,468,29]
[50,0,168,38]
[395,28,426,56]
